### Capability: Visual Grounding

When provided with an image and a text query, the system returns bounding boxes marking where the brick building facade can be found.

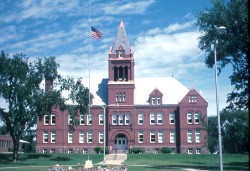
[36,21,208,154]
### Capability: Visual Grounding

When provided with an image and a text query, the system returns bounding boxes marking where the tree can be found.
[206,116,219,154]
[196,0,248,110]
[220,110,249,153]
[0,51,88,161]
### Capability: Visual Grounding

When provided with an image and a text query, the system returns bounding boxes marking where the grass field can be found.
[0,153,248,171]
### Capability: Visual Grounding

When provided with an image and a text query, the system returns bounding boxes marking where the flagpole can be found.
[87,0,91,162]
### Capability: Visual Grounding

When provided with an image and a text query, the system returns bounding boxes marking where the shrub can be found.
[161,147,172,154]
[130,147,144,154]
[94,147,109,154]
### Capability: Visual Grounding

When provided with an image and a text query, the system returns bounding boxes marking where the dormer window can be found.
[149,89,163,105]
[118,50,124,58]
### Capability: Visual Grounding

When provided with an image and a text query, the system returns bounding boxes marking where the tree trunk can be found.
[10,133,20,162]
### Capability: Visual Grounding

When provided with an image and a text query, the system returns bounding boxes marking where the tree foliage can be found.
[196,0,248,110]
[0,51,88,161]
[206,110,249,153]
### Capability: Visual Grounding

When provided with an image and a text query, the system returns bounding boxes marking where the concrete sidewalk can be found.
[99,154,127,165]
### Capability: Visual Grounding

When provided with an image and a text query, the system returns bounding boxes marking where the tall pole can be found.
[101,105,106,164]
[214,26,226,171]
[214,44,223,171]
[87,0,92,161]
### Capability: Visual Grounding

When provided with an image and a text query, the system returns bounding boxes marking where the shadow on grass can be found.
[0,153,52,164]
[143,162,249,171]
[51,156,71,161]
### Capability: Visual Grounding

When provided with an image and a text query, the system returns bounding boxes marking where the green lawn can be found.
[0,153,248,171]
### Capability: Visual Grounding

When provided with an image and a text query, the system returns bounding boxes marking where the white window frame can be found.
[150,131,155,143]
[79,131,84,143]
[138,131,144,143]
[43,149,48,153]
[50,149,55,153]
[187,130,193,143]
[156,97,160,105]
[44,115,49,125]
[138,114,144,125]
[68,132,73,143]
[43,131,48,143]
[188,148,193,154]
[170,131,175,143]
[99,114,104,125]
[119,114,124,125]
[68,149,73,154]
[125,114,129,125]
[87,131,92,143]
[51,131,56,143]
[152,97,156,105]
[51,114,56,125]
[196,148,201,154]
[68,115,73,125]
[194,113,200,124]
[150,113,156,125]
[195,130,201,143]
[169,113,175,124]
[87,115,92,125]
[187,113,192,124]
[158,131,164,143]
[157,113,163,125]
[99,132,104,143]
[112,114,117,125]
[80,115,85,125]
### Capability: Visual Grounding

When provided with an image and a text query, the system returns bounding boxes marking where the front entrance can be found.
[115,134,128,150]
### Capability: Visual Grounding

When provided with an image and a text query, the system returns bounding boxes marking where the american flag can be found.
[91,26,102,39]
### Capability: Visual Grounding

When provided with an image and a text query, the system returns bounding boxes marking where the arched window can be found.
[112,114,117,125]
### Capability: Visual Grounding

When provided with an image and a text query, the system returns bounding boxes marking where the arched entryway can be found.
[115,133,128,150]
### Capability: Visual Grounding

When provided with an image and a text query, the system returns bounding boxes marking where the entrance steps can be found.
[111,150,129,154]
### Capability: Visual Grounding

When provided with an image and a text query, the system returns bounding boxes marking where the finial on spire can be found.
[120,21,124,28]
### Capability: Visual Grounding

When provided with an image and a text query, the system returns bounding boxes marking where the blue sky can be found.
[0,0,233,116]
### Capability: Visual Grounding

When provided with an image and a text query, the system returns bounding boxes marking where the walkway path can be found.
[99,154,127,165]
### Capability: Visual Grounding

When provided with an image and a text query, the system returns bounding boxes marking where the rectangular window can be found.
[51,114,56,125]
[150,131,155,143]
[150,113,156,125]
[122,93,126,102]
[99,114,104,125]
[68,132,73,143]
[51,131,56,143]
[43,131,48,143]
[194,113,200,124]
[138,114,144,125]
[80,115,85,125]
[157,113,163,124]
[87,115,92,125]
[195,130,201,143]
[158,131,164,143]
[156,97,160,105]
[188,148,193,154]
[112,115,117,125]
[152,97,156,105]
[119,114,124,125]
[68,115,73,125]
[68,149,73,153]
[88,131,92,143]
[79,132,84,143]
[125,114,129,125]
[99,132,104,143]
[170,131,175,143]
[44,115,49,125]
[196,148,201,154]
[138,131,144,143]
[43,149,48,153]
[50,149,56,153]
[187,113,192,124]
[169,113,175,124]
[187,130,193,143]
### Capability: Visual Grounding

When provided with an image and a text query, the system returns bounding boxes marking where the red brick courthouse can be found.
[36,21,208,154]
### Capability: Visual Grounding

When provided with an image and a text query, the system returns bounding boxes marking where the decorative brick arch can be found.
[110,130,132,140]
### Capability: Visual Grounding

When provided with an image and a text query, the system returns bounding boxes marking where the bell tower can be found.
[108,21,135,105]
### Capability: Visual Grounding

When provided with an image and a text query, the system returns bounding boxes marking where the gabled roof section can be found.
[179,88,208,105]
[150,88,163,97]
[111,21,131,54]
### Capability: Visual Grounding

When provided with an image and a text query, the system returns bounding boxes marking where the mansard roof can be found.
[110,21,131,54]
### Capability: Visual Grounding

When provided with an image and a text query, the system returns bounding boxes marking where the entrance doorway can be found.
[115,134,128,151]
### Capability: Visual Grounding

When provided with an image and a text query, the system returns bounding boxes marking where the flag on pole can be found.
[91,26,102,39]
